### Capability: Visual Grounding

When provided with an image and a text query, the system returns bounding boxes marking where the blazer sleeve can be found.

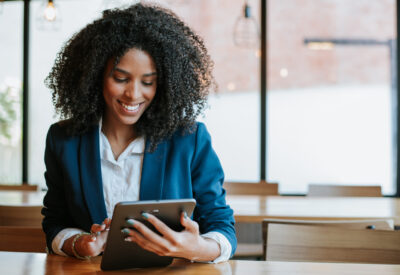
[190,123,237,256]
[41,125,76,252]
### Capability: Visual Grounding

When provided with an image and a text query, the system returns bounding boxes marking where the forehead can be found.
[115,48,156,72]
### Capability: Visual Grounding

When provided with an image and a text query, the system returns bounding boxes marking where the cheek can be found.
[145,87,157,102]
[103,81,123,99]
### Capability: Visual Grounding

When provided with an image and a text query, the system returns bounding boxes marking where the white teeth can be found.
[121,102,140,111]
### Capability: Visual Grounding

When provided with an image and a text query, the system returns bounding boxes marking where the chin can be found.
[118,115,141,126]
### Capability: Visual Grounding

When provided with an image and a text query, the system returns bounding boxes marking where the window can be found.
[28,0,261,186]
[267,0,396,195]
[0,1,23,184]
[29,0,104,186]
[7,0,399,195]
[160,0,261,182]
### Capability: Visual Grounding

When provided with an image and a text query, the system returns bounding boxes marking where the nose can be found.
[124,80,140,100]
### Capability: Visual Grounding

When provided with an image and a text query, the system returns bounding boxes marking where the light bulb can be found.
[36,0,62,31]
[280,68,289,78]
[227,82,236,91]
[44,2,56,21]
[306,42,335,50]
[233,2,260,49]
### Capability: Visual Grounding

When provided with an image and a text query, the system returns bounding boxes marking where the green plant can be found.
[0,85,21,143]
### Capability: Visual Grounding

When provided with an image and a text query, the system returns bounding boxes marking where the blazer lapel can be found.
[79,125,108,224]
[139,140,167,200]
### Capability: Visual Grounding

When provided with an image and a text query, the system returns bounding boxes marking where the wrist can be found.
[191,236,221,262]
[72,233,92,260]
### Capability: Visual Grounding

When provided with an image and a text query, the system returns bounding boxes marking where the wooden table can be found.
[1,191,400,224]
[0,190,44,206]
[2,251,400,275]
[227,195,400,223]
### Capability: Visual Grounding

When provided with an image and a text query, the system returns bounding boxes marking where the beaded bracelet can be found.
[72,232,92,260]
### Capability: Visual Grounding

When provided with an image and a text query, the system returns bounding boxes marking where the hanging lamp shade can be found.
[233,1,260,49]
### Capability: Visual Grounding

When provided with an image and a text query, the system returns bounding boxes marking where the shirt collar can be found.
[99,118,145,163]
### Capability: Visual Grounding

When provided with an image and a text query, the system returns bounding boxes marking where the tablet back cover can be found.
[101,199,196,270]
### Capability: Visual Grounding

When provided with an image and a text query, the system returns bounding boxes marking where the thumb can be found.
[180,211,199,234]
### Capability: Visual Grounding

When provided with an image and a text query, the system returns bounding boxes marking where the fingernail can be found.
[183,211,188,219]
[142,212,149,219]
[91,236,97,241]
[121,228,130,235]
[126,219,135,226]
[124,237,131,242]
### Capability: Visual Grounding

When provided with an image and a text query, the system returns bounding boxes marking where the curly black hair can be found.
[45,3,215,150]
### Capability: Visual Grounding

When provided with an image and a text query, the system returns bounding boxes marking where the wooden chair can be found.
[234,222,263,258]
[224,181,278,259]
[263,220,400,264]
[0,205,43,227]
[307,184,382,197]
[0,184,38,191]
[224,180,279,196]
[262,218,394,260]
[0,226,46,253]
[262,218,394,231]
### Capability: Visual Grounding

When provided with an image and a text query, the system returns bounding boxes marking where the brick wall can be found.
[168,0,395,92]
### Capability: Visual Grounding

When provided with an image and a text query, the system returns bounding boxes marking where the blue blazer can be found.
[42,121,236,256]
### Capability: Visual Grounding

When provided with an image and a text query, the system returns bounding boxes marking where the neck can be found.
[101,116,137,145]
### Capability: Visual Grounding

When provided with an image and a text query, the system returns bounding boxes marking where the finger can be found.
[78,235,103,256]
[123,219,171,249]
[142,213,176,240]
[89,235,97,242]
[104,218,112,230]
[91,223,106,234]
[79,233,97,244]
[126,230,168,256]
[122,228,163,255]
[180,212,199,234]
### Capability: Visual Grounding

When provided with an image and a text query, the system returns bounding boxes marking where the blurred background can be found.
[0,0,397,195]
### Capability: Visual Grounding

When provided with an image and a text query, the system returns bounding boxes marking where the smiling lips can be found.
[119,101,141,112]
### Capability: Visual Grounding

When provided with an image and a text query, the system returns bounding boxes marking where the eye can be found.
[114,76,128,83]
[142,81,154,86]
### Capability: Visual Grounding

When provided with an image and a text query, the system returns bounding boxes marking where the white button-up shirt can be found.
[100,131,144,218]
[51,124,231,262]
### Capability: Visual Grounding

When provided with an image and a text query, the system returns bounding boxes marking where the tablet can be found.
[100,198,196,270]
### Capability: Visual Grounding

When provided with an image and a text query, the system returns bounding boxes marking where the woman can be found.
[42,3,236,263]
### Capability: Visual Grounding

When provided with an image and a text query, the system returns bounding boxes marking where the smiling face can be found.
[102,48,157,131]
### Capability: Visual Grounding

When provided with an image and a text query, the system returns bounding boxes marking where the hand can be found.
[121,212,220,262]
[63,218,111,257]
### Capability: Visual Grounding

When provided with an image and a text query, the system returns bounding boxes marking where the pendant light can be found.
[36,0,62,31]
[233,0,259,49]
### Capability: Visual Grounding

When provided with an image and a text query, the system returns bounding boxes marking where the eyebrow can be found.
[114,67,157,77]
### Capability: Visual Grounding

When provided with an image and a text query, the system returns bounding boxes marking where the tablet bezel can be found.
[100,198,196,270]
